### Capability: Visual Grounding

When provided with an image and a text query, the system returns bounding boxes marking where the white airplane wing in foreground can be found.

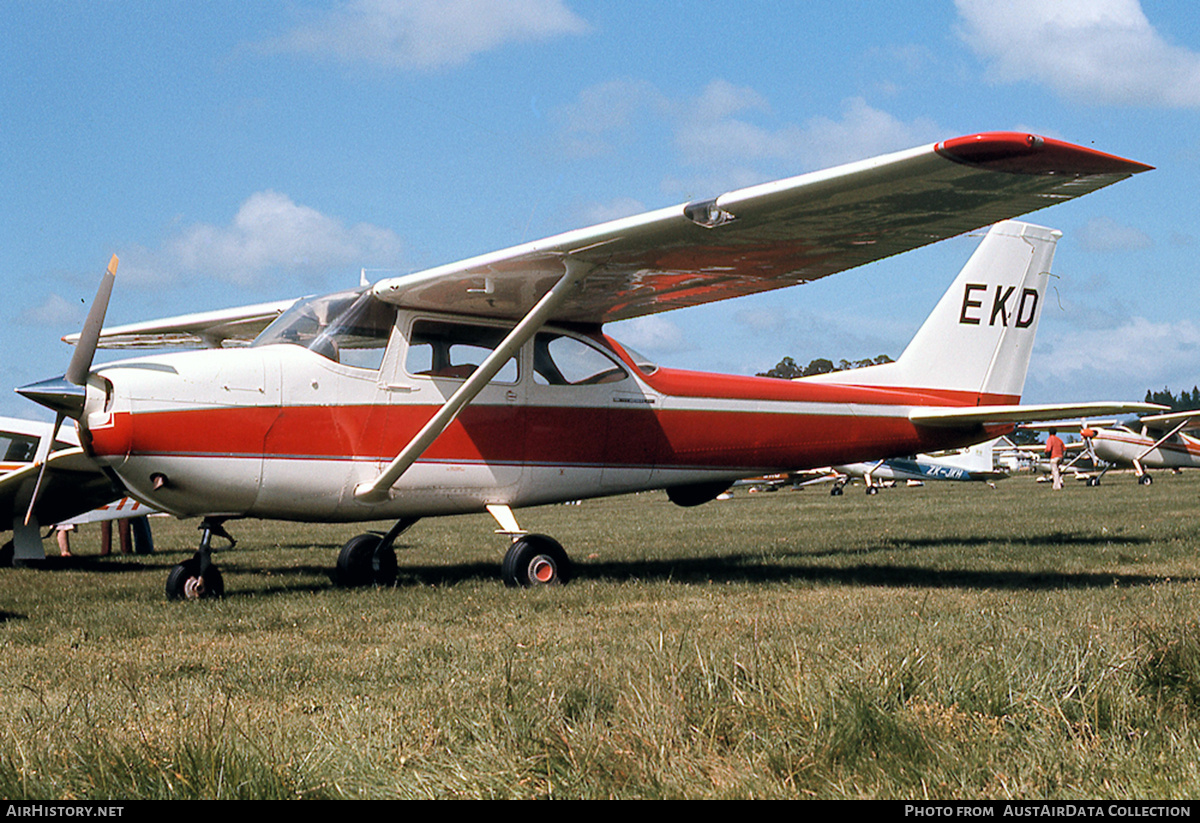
[0,417,151,561]
[78,133,1151,348]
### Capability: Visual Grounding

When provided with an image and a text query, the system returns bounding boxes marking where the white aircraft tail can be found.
[937,438,997,473]
[803,220,1059,402]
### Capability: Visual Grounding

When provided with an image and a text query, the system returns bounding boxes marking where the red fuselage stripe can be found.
[92,400,1006,473]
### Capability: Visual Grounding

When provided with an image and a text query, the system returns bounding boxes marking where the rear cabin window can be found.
[405,320,518,383]
[532,333,628,386]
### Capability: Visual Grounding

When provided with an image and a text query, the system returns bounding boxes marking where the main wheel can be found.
[830,486,843,496]
[1139,474,1153,486]
[502,534,571,588]
[336,533,397,588]
[865,486,879,495]
[165,558,224,601]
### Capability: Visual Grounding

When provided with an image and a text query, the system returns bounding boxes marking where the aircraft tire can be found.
[866,486,879,496]
[830,486,843,496]
[336,534,397,588]
[165,559,224,601]
[1139,475,1153,486]
[502,534,571,588]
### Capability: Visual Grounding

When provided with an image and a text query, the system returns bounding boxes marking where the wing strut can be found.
[1134,416,1198,465]
[354,257,595,505]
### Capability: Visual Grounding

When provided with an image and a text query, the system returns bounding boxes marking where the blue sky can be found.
[3,0,1199,419]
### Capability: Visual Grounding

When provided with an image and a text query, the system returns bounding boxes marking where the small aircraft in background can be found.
[1022,412,1200,486]
[16,132,1157,599]
[0,415,154,562]
[1088,410,1200,484]
[830,438,1008,494]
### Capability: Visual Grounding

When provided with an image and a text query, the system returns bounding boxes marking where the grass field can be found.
[2,470,1200,799]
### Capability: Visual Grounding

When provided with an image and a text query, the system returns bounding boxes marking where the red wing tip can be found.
[936,132,1154,175]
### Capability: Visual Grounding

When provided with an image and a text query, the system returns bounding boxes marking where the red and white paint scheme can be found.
[17,133,1158,597]
[1086,411,1200,485]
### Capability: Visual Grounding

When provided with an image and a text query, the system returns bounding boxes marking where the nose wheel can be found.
[165,557,225,600]
[166,518,234,601]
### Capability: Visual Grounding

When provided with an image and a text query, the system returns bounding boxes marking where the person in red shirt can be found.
[1044,428,1066,490]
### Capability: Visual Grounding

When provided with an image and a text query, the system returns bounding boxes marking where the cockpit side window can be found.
[0,433,38,462]
[405,319,518,383]
[532,333,628,386]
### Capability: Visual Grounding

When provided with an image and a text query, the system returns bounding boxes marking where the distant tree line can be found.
[1144,386,1200,412]
[757,354,894,379]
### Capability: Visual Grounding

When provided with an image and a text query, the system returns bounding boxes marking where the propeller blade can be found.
[23,412,66,526]
[66,254,118,386]
[19,255,118,525]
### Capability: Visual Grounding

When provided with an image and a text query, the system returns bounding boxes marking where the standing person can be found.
[100,519,132,556]
[1045,428,1066,490]
[54,524,74,557]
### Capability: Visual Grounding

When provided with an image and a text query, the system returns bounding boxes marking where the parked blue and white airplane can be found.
[831,439,1008,495]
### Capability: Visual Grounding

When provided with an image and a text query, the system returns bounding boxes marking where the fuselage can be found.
[78,305,1006,523]
[1091,425,1200,470]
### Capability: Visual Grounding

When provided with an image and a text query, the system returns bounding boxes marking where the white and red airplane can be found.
[1031,412,1200,485]
[15,132,1159,598]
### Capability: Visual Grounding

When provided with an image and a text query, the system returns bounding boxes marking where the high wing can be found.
[1138,409,1200,432]
[77,133,1150,348]
[372,133,1150,323]
[69,298,296,350]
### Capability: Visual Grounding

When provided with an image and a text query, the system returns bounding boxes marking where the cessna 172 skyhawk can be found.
[16,133,1158,599]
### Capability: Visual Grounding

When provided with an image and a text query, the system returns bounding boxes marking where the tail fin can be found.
[804,220,1059,403]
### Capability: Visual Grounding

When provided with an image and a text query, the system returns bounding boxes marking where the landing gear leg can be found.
[166,518,232,600]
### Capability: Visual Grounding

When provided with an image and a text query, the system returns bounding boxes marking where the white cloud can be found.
[128,191,404,286]
[1076,217,1153,253]
[609,315,689,356]
[268,0,589,70]
[17,294,84,327]
[554,78,668,157]
[1034,317,1200,386]
[675,89,941,171]
[556,80,944,192]
[955,0,1200,107]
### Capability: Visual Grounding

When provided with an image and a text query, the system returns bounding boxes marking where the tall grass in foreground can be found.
[2,472,1200,798]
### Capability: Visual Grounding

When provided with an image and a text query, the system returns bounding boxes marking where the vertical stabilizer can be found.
[803,220,1059,402]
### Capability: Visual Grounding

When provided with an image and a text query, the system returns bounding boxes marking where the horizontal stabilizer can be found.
[911,401,1167,428]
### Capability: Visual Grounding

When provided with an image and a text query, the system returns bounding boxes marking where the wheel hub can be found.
[183,575,205,600]
[530,556,556,583]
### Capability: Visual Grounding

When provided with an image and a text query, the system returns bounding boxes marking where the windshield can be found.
[252,289,397,370]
